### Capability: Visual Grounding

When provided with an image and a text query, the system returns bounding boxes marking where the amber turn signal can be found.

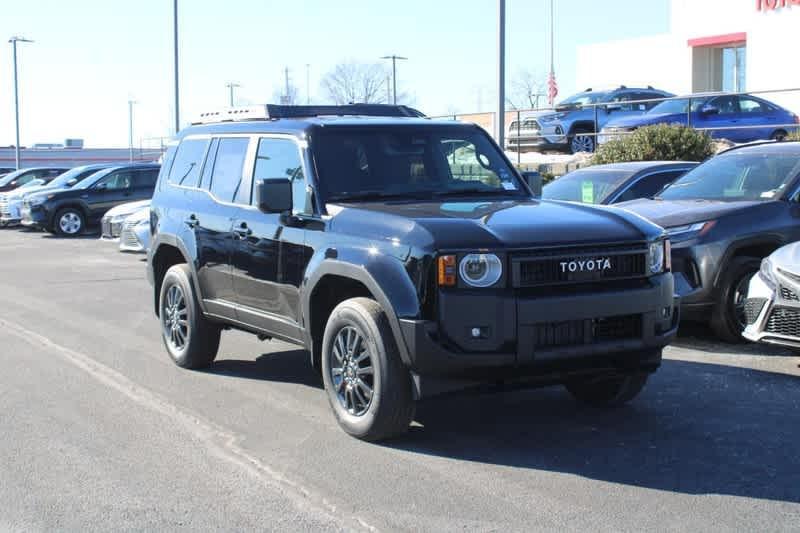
[438,255,457,286]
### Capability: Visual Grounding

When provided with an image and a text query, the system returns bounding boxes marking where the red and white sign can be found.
[757,0,800,11]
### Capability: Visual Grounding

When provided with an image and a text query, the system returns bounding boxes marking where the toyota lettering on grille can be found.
[560,258,612,274]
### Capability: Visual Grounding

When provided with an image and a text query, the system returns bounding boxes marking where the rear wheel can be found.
[771,130,788,142]
[54,208,85,237]
[565,373,649,407]
[711,256,761,343]
[321,297,415,441]
[159,264,221,369]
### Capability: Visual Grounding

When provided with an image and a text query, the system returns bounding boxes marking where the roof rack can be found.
[191,103,426,125]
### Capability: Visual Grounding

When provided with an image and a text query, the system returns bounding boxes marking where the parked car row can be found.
[508,86,800,154]
[0,162,159,253]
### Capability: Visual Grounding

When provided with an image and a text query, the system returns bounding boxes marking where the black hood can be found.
[328,199,663,250]
[619,198,765,228]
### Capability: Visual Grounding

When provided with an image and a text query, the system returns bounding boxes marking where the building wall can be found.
[577,0,800,112]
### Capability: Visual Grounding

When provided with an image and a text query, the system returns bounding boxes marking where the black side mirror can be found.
[95,182,108,191]
[521,171,542,198]
[66,178,78,187]
[701,105,719,116]
[255,179,292,214]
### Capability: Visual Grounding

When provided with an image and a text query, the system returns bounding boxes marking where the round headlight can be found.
[649,241,665,274]
[459,254,503,287]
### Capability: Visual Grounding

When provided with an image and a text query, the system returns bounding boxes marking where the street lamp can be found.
[173,0,180,133]
[380,55,408,105]
[496,0,506,149]
[128,99,137,163]
[9,35,33,170]
[225,82,240,106]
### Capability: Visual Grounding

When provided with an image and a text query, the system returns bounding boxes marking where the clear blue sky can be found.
[0,0,670,147]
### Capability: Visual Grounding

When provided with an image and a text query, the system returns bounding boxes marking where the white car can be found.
[118,205,150,253]
[743,242,800,349]
[100,200,150,240]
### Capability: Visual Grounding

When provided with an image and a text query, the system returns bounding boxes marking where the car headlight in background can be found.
[459,254,503,287]
[649,241,667,274]
[665,220,716,242]
[27,196,48,207]
[539,113,567,123]
[135,218,150,227]
[759,257,776,288]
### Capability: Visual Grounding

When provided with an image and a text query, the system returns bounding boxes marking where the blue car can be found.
[600,93,800,145]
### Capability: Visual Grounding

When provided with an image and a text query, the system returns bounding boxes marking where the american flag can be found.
[547,70,558,107]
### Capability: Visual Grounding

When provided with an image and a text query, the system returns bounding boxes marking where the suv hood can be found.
[105,199,151,218]
[619,198,763,229]
[328,199,662,250]
[24,187,71,201]
[6,183,61,200]
[605,112,686,130]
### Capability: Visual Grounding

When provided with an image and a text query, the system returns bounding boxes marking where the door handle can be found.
[184,214,199,228]
[233,222,252,239]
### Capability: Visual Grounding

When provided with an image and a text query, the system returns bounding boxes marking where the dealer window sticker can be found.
[581,181,595,204]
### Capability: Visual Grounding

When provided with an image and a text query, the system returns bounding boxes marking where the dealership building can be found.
[576,0,800,113]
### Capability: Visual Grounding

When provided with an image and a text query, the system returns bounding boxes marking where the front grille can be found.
[780,286,799,302]
[0,196,8,216]
[744,298,768,325]
[766,308,800,337]
[531,314,642,349]
[510,119,541,132]
[101,218,123,238]
[512,243,648,288]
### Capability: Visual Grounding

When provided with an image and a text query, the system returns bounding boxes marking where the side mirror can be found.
[701,105,719,116]
[66,178,78,187]
[521,171,542,198]
[606,104,622,113]
[255,179,292,214]
[94,182,108,190]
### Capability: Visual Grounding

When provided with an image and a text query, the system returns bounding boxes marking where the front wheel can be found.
[565,373,649,407]
[54,208,85,237]
[321,297,415,441]
[569,130,596,154]
[711,256,760,343]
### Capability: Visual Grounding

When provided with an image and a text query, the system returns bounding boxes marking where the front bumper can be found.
[506,124,567,151]
[100,217,124,240]
[399,273,678,378]
[20,204,49,228]
[743,272,800,349]
[668,240,723,321]
[0,199,22,226]
[119,221,149,253]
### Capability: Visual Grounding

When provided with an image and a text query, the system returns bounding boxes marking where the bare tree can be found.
[507,69,548,110]
[321,61,389,105]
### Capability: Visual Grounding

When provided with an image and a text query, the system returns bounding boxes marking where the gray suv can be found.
[507,86,673,154]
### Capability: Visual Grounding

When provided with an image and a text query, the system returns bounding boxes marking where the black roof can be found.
[719,140,800,156]
[566,161,697,178]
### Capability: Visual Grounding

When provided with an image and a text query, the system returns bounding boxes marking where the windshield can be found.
[48,166,102,189]
[648,98,707,115]
[313,127,526,202]
[543,169,632,204]
[75,168,115,190]
[0,169,30,186]
[658,153,800,202]
[558,91,611,107]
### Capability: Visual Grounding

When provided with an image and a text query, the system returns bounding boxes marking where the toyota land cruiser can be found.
[147,104,678,441]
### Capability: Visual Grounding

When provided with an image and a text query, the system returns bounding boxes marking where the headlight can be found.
[110,214,130,224]
[459,253,503,287]
[27,196,47,206]
[759,257,776,288]
[539,113,567,123]
[649,241,666,274]
[135,218,150,227]
[665,221,715,242]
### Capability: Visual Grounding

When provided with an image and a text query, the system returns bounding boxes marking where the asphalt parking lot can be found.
[1,228,799,531]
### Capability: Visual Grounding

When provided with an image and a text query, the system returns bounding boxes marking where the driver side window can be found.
[441,140,501,187]
[95,172,132,190]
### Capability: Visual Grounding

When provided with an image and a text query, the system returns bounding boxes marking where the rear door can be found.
[736,96,777,142]
[698,95,741,142]
[230,136,311,342]
[130,168,159,200]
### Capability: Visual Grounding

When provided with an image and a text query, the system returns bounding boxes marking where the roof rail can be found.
[191,103,426,125]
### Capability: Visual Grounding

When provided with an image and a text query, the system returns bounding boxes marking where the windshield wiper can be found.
[432,187,515,198]
[327,190,430,202]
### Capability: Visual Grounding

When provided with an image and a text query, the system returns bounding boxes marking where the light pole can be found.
[496,0,506,148]
[306,64,311,105]
[128,99,137,163]
[173,0,180,133]
[9,36,33,170]
[380,55,407,105]
[225,82,240,106]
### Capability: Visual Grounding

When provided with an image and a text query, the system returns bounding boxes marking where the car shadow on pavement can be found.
[204,350,323,389]
[388,358,800,504]
[672,322,795,357]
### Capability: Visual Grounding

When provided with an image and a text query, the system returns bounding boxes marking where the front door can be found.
[231,136,312,343]
[87,170,134,221]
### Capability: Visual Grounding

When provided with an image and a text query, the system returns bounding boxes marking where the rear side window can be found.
[209,137,249,203]
[616,170,687,202]
[133,169,159,188]
[168,138,209,188]
[253,138,307,212]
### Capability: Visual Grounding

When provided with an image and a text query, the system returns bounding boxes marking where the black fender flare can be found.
[148,233,203,316]
[568,120,598,137]
[302,247,421,367]
[712,235,784,290]
[49,200,91,229]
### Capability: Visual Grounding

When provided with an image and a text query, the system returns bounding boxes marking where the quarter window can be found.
[253,138,308,213]
[168,138,210,188]
[133,170,159,188]
[209,137,250,203]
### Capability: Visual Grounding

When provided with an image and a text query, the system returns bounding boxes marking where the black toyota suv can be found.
[147,104,677,441]
[22,163,160,236]
[620,141,800,342]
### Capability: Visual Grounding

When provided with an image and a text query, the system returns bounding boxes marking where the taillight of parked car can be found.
[794,114,800,124]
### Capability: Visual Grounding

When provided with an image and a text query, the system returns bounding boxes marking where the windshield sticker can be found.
[761,190,777,199]
[581,181,594,204]
[502,182,517,191]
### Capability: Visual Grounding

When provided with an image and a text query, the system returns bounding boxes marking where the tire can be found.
[321,297,415,441]
[569,129,596,154]
[53,207,86,237]
[771,130,788,142]
[159,264,221,369]
[711,256,761,343]
[565,372,649,407]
